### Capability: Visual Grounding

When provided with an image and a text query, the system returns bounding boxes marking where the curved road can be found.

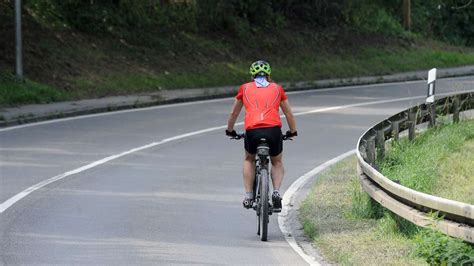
[1,77,473,264]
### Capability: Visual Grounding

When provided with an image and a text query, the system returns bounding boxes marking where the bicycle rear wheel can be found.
[254,176,260,236]
[259,168,269,241]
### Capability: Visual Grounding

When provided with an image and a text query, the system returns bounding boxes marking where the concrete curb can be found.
[1,65,473,127]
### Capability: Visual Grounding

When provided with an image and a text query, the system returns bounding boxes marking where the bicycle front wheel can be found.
[259,168,269,241]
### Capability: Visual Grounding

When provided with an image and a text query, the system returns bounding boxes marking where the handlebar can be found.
[230,132,294,141]
[230,133,245,140]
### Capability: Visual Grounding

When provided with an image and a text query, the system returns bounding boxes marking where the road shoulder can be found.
[2,65,473,127]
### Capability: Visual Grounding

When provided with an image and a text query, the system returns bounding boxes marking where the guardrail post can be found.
[428,103,436,128]
[366,136,376,165]
[453,96,460,123]
[392,121,400,141]
[408,108,416,141]
[375,129,385,160]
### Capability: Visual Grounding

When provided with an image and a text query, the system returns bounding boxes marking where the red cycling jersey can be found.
[236,81,288,130]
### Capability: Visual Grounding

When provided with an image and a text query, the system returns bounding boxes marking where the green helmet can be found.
[249,60,271,76]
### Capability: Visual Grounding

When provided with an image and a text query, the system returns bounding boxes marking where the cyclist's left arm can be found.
[280,99,297,133]
[227,99,243,131]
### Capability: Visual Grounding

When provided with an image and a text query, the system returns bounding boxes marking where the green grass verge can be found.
[299,156,426,265]
[0,73,66,106]
[71,46,474,99]
[300,119,474,265]
[274,48,474,82]
[380,119,474,204]
[2,1,474,106]
[2,35,474,106]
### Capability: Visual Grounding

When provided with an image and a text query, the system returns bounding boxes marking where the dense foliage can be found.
[2,0,474,105]
[15,0,474,45]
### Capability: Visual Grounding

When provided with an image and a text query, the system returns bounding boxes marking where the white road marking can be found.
[1,90,473,265]
[1,90,472,214]
[292,90,473,117]
[0,98,233,132]
[284,75,474,96]
[0,124,233,213]
[2,75,470,133]
[278,150,356,266]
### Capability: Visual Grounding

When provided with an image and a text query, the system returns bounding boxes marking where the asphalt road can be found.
[1,76,473,265]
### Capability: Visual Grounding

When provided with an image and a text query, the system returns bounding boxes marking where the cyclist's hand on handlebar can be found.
[283,130,298,140]
[226,130,245,139]
[225,129,238,137]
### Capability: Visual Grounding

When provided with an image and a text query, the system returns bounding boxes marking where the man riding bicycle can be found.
[226,60,298,212]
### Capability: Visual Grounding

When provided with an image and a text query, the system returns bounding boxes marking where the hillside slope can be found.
[1,1,474,106]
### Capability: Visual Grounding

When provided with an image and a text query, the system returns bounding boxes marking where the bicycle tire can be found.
[259,168,269,241]
[257,214,260,236]
[254,175,260,236]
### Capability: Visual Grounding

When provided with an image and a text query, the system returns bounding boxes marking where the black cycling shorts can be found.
[245,126,283,157]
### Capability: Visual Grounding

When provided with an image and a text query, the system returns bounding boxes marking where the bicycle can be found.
[231,132,292,241]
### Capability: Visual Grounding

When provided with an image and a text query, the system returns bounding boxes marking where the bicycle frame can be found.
[229,132,292,241]
[253,141,270,211]
[253,139,271,241]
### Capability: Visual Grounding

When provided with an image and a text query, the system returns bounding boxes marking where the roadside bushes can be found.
[24,0,344,36]
[18,0,474,45]
[410,0,474,46]
[343,0,405,36]
[25,0,198,33]
[415,226,474,265]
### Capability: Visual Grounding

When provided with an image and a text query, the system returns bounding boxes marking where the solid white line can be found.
[285,80,419,96]
[0,98,234,132]
[278,150,356,266]
[0,124,237,213]
[2,75,471,133]
[284,74,473,96]
[1,90,472,214]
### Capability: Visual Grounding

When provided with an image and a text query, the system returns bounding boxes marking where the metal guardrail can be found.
[356,91,474,243]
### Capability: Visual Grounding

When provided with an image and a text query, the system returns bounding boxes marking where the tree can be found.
[403,0,411,30]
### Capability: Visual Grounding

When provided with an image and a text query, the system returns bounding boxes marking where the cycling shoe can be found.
[272,192,282,213]
[243,198,254,209]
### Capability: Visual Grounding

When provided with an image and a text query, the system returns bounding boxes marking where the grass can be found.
[379,119,474,204]
[3,45,474,107]
[2,6,474,107]
[300,119,474,265]
[436,140,474,204]
[0,73,66,106]
[299,156,426,265]
[274,47,474,82]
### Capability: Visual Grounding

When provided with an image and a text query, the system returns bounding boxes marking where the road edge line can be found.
[2,90,472,214]
[2,75,472,132]
[278,150,356,266]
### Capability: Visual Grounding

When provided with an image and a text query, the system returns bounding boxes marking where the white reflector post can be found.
[426,68,436,103]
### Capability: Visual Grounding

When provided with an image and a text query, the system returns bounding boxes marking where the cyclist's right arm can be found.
[280,99,297,134]
[227,99,243,132]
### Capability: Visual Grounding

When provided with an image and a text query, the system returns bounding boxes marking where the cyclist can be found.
[226,60,298,212]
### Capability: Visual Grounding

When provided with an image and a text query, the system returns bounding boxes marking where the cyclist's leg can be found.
[242,151,256,208]
[243,128,258,197]
[270,153,283,211]
[267,126,284,191]
[243,151,256,193]
[270,153,284,191]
